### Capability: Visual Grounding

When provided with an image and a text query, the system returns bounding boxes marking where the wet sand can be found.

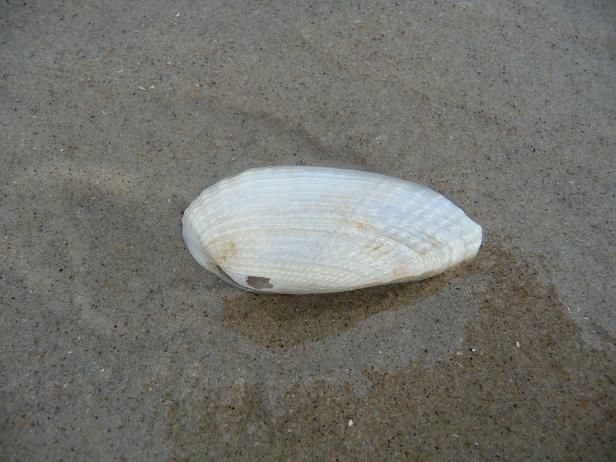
[1,0,615,460]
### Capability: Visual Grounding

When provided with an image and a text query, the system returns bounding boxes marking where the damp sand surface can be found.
[1,1,615,460]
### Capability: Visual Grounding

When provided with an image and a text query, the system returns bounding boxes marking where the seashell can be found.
[182,166,482,294]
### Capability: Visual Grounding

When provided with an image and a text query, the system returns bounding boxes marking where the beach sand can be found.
[1,1,615,459]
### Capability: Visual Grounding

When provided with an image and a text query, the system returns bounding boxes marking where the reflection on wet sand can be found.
[223,260,477,348]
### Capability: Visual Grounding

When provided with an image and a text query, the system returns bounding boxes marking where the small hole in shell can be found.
[246,276,273,290]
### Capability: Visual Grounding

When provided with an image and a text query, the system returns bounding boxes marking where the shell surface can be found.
[182,166,482,294]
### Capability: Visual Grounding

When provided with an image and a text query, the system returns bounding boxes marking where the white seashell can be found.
[182,166,482,294]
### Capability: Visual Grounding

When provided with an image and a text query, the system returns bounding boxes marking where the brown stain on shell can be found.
[216,240,237,265]
[392,265,410,281]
